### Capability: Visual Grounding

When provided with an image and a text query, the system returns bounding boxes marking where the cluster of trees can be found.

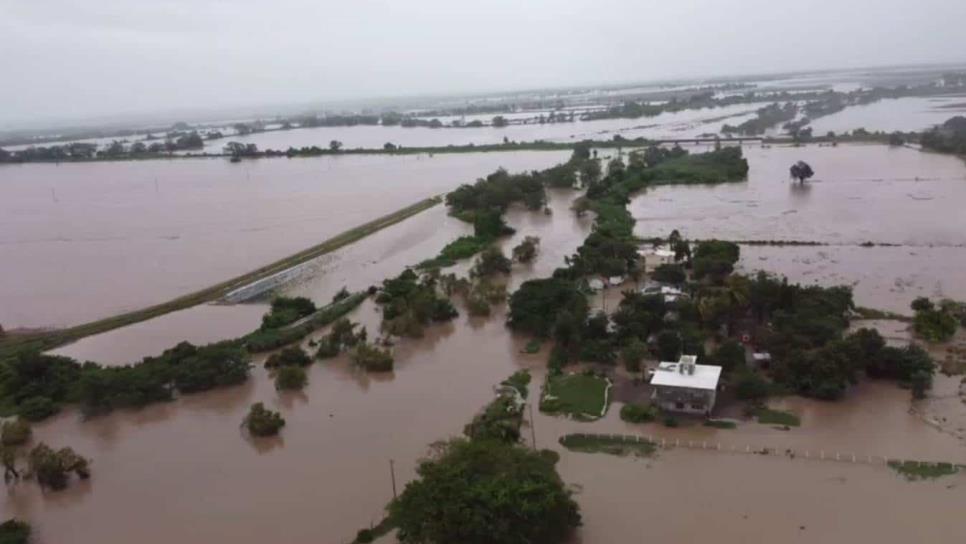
[446,167,548,217]
[911,297,962,343]
[350,342,395,372]
[722,102,799,136]
[244,402,285,436]
[389,369,578,544]
[315,318,367,358]
[921,116,966,155]
[511,236,540,263]
[0,132,209,162]
[0,341,251,420]
[376,269,458,337]
[0,519,30,544]
[264,346,312,390]
[260,296,317,330]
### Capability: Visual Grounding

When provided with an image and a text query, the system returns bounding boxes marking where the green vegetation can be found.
[789,160,815,183]
[376,269,457,337]
[651,263,686,284]
[470,246,512,277]
[274,366,308,390]
[620,338,647,372]
[911,297,959,343]
[540,373,610,420]
[463,392,524,443]
[522,339,542,354]
[0,519,30,544]
[619,402,657,423]
[512,236,540,263]
[888,460,961,481]
[27,442,90,490]
[244,402,285,437]
[692,240,740,283]
[0,197,436,363]
[921,116,966,155]
[559,433,656,458]
[260,296,316,329]
[0,341,251,419]
[704,419,737,429]
[500,370,531,399]
[754,407,801,427]
[390,438,580,544]
[316,318,367,359]
[722,102,798,135]
[507,278,588,338]
[350,343,394,372]
[264,346,311,368]
[0,419,31,447]
[243,292,367,353]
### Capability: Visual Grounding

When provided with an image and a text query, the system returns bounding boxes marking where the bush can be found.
[0,519,30,544]
[651,263,686,284]
[471,246,512,277]
[244,403,285,436]
[27,442,90,490]
[512,236,540,263]
[508,278,588,337]
[734,370,770,401]
[275,366,308,390]
[350,343,394,372]
[261,296,317,329]
[620,403,657,423]
[1,419,31,447]
[264,346,311,368]
[713,340,746,372]
[621,339,647,372]
[18,396,58,422]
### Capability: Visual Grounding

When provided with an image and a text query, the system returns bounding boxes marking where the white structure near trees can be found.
[649,355,722,415]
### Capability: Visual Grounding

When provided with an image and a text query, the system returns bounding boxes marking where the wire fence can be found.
[559,432,966,471]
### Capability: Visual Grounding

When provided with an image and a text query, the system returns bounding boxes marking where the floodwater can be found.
[194,103,762,154]
[630,143,966,245]
[9,299,965,544]
[0,150,570,328]
[48,303,268,366]
[808,96,966,135]
[738,245,966,315]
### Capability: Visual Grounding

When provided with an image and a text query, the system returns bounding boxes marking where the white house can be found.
[649,355,722,415]
[588,278,605,291]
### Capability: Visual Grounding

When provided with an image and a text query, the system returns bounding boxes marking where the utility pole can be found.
[389,459,397,500]
[528,402,537,450]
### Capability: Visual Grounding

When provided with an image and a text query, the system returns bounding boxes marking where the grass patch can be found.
[754,407,801,427]
[500,370,531,399]
[417,235,492,269]
[619,403,657,423]
[522,339,541,354]
[704,419,737,429]
[888,460,961,481]
[559,434,655,458]
[540,373,610,420]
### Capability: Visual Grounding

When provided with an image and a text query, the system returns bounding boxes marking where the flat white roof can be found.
[650,360,722,390]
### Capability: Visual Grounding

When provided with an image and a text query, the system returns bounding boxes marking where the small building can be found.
[649,355,722,415]
[588,278,605,291]
[607,276,624,287]
[640,284,687,304]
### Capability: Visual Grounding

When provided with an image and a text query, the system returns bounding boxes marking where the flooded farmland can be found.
[0,150,570,329]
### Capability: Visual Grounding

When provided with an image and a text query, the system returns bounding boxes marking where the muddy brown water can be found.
[630,143,966,246]
[0,151,571,328]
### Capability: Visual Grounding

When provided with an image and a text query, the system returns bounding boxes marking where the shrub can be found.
[733,370,771,401]
[620,403,657,423]
[512,236,540,263]
[0,519,30,544]
[275,366,308,390]
[1,419,31,447]
[621,339,647,372]
[651,263,686,284]
[264,346,311,368]
[18,396,58,422]
[27,442,90,490]
[244,403,285,437]
[351,343,394,372]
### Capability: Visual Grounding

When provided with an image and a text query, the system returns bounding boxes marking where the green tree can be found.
[390,439,580,544]
[789,160,814,183]
[621,339,647,372]
[275,366,308,390]
[0,420,31,447]
[329,140,343,151]
[0,519,30,544]
[471,246,512,277]
[27,443,90,490]
[244,403,285,437]
[511,236,540,263]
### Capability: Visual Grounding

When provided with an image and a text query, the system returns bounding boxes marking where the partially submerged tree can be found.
[244,403,285,437]
[27,443,90,490]
[789,160,814,183]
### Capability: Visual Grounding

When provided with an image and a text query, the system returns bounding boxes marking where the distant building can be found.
[640,284,687,303]
[607,276,624,287]
[588,278,605,291]
[649,355,722,415]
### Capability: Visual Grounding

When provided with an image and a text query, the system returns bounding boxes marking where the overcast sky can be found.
[2,0,966,127]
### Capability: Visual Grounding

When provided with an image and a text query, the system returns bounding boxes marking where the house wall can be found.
[653,385,716,415]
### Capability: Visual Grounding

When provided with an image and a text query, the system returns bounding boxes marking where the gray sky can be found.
[2,0,965,127]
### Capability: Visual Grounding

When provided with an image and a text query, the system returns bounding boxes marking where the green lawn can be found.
[559,434,655,458]
[540,373,610,420]
[704,419,737,429]
[889,460,961,481]
[754,407,800,427]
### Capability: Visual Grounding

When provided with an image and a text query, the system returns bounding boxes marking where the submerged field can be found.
[5,140,966,543]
